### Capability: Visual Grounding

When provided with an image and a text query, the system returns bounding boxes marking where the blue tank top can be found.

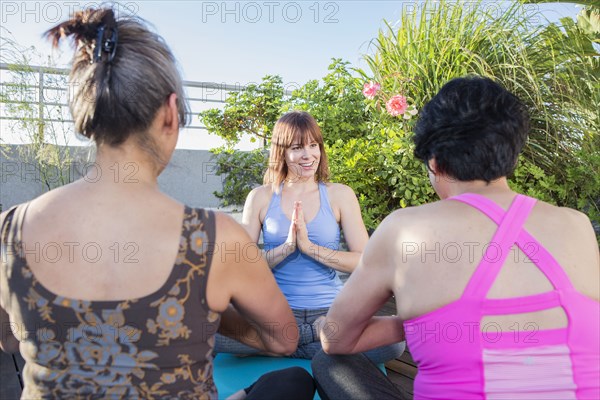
[263,183,342,309]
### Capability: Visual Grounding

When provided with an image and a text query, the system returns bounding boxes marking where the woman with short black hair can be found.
[312,76,599,400]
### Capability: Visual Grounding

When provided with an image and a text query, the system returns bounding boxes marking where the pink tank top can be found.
[403,193,600,399]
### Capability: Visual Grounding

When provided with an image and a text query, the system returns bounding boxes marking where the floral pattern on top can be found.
[0,205,220,399]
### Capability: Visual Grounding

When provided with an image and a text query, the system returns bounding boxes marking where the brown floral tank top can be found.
[0,204,221,399]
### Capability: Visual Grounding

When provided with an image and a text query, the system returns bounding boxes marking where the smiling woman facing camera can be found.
[0,8,317,399]
[215,111,405,363]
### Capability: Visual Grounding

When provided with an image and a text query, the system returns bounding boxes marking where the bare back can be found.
[21,179,186,302]
[392,191,600,331]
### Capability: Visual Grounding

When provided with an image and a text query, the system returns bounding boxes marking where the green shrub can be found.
[209,147,267,209]
[199,2,599,240]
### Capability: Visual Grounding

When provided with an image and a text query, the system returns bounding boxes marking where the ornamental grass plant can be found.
[361,0,599,231]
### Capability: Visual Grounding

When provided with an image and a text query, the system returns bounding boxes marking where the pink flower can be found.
[386,95,408,116]
[362,81,381,99]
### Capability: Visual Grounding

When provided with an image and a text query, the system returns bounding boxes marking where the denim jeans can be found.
[215,308,406,364]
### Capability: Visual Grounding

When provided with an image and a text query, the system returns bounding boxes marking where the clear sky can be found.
[1,1,582,150]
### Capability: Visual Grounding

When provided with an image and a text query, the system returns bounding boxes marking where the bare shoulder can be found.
[326,182,355,195]
[369,203,435,245]
[556,206,598,252]
[324,183,361,223]
[214,211,249,240]
[248,184,272,199]
[244,185,273,223]
[537,201,598,248]
[384,200,445,229]
[530,200,599,298]
[325,182,357,202]
[22,181,82,225]
[359,205,431,272]
[549,202,591,223]
[213,211,257,269]
[245,185,272,208]
[558,205,597,234]
[530,200,596,235]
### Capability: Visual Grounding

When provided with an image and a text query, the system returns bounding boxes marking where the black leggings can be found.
[311,351,408,400]
[244,367,316,400]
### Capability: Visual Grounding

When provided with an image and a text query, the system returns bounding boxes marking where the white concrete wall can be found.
[0,145,227,211]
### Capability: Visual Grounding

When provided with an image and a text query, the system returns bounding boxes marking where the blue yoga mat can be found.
[214,354,315,399]
[213,353,386,399]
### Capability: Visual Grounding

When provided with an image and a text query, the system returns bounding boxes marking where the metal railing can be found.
[0,62,293,136]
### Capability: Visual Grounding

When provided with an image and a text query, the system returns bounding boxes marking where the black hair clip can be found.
[94,25,118,63]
